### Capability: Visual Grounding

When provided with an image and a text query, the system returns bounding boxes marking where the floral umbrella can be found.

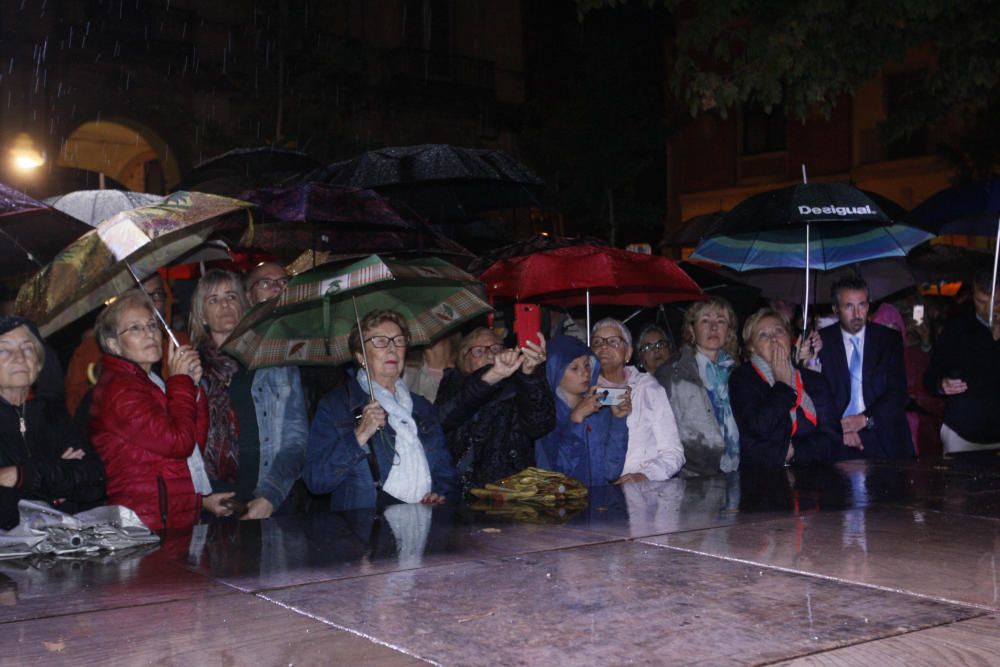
[16,191,254,337]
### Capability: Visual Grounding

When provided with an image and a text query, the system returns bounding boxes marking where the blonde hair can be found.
[682,297,739,359]
[188,269,248,347]
[741,308,791,360]
[96,290,154,355]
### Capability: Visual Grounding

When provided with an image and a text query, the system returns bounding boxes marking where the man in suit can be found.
[817,277,913,460]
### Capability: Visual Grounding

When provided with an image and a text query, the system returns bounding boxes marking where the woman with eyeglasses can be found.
[189,269,309,520]
[433,327,554,493]
[729,308,835,467]
[535,335,629,486]
[305,309,457,511]
[655,297,741,476]
[591,318,684,483]
[90,289,208,531]
[635,324,673,375]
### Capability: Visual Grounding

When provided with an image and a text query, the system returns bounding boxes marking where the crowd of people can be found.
[2,260,998,533]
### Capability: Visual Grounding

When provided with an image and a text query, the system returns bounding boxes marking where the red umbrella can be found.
[479,244,704,341]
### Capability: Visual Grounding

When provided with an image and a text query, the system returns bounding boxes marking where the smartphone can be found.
[514,303,542,348]
[912,304,925,325]
[596,387,627,406]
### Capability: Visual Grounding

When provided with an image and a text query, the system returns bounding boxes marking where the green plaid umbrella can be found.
[221,254,492,369]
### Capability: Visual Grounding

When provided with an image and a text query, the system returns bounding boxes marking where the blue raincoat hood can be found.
[544,335,600,405]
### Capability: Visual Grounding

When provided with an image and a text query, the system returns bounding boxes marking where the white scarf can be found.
[357,368,432,503]
[148,371,213,495]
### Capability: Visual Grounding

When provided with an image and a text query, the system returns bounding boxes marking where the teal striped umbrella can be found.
[690,182,934,326]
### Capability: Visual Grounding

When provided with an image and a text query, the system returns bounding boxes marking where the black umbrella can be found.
[304,144,544,222]
[179,147,320,197]
[0,183,92,278]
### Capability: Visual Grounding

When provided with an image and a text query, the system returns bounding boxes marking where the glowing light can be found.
[9,132,45,172]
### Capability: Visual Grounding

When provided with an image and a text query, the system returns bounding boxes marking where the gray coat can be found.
[654,346,727,477]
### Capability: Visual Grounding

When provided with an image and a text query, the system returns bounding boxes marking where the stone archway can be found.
[58,118,181,193]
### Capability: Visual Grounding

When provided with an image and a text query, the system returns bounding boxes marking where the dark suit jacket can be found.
[817,322,914,460]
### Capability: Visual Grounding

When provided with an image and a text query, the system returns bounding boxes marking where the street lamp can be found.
[8,132,45,172]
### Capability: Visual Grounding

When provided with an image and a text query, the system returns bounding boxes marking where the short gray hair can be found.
[96,290,154,354]
[591,317,632,347]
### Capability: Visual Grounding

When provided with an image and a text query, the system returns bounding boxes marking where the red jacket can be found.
[90,354,208,531]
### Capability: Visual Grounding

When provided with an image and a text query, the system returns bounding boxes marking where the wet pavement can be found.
[2,459,999,665]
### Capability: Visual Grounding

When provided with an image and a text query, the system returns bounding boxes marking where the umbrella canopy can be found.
[44,190,165,226]
[690,184,929,271]
[305,144,544,222]
[715,259,916,304]
[16,191,254,337]
[906,177,1000,237]
[179,146,320,197]
[221,254,492,369]
[467,234,609,275]
[479,244,704,308]
[237,182,472,263]
[677,261,762,316]
[0,184,92,277]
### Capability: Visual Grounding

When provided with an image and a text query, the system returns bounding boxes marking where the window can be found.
[742,102,787,155]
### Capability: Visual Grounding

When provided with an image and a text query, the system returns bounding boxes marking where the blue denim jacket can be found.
[304,374,458,511]
[251,366,309,509]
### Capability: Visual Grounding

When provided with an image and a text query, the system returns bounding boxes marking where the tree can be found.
[579,0,1000,179]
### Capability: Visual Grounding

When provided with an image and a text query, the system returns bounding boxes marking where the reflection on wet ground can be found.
[3,458,1000,664]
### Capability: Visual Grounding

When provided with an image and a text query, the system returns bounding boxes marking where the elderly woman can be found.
[434,327,554,492]
[635,324,673,375]
[729,309,836,467]
[305,309,457,510]
[190,269,309,519]
[655,297,741,476]
[535,335,629,486]
[90,290,207,531]
[592,318,684,482]
[0,316,105,530]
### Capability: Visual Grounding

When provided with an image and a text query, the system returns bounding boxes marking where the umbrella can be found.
[237,182,473,264]
[677,261,761,316]
[690,182,933,328]
[179,146,320,197]
[304,144,544,222]
[479,244,704,343]
[221,254,492,370]
[0,183,92,277]
[16,191,254,338]
[714,259,916,304]
[44,190,165,226]
[467,234,609,276]
[907,178,1000,324]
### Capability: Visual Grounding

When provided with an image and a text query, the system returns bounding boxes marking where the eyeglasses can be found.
[365,334,408,348]
[465,343,504,359]
[118,320,161,337]
[145,289,167,303]
[638,340,669,354]
[250,277,289,292]
[754,328,789,342]
[591,336,626,350]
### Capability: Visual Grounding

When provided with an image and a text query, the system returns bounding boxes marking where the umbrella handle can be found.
[352,296,376,404]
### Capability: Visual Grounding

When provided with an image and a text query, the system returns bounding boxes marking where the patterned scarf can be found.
[697,349,740,473]
[198,341,241,483]
[750,353,817,435]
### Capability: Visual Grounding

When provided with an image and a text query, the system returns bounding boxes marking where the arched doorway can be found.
[58,118,181,194]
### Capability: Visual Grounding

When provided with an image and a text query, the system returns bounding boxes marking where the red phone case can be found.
[514,303,542,347]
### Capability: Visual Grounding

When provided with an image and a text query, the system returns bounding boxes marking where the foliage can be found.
[578,0,1000,176]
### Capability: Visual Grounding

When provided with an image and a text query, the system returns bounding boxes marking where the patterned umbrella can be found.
[221,254,492,369]
[0,184,92,277]
[44,190,165,226]
[16,191,254,337]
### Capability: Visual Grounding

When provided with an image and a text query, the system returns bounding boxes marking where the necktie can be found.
[845,336,863,417]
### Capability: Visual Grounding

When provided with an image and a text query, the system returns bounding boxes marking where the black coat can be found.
[924,310,1000,444]
[817,322,914,460]
[0,396,106,529]
[729,363,839,468]
[435,365,555,493]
